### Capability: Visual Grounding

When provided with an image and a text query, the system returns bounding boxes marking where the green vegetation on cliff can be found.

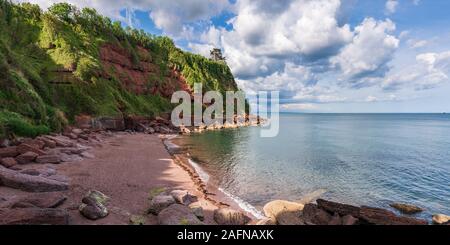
[0,1,239,138]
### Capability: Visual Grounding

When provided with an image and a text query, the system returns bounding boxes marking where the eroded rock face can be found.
[302,203,332,225]
[0,208,69,225]
[316,199,361,218]
[148,195,176,215]
[158,204,203,225]
[213,208,251,225]
[390,203,424,215]
[0,166,68,192]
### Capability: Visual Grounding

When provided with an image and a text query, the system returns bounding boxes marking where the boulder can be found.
[129,215,146,225]
[44,136,73,148]
[35,154,61,164]
[302,203,332,225]
[0,208,69,225]
[80,152,95,159]
[158,204,203,225]
[16,151,39,164]
[72,128,83,135]
[21,139,45,149]
[79,190,109,220]
[1,157,17,168]
[255,218,277,225]
[0,146,19,158]
[41,138,56,148]
[389,203,424,215]
[170,190,196,205]
[10,192,67,209]
[328,213,342,225]
[148,195,176,215]
[432,214,450,225]
[359,206,428,225]
[316,199,361,217]
[263,200,304,220]
[276,211,305,225]
[213,208,251,225]
[0,166,68,192]
[342,215,359,225]
[20,169,41,176]
[17,143,46,155]
[189,203,204,221]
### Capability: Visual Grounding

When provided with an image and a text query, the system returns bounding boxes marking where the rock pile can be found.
[261,198,430,225]
[147,188,250,225]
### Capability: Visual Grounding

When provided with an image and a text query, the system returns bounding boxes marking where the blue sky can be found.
[17,0,450,113]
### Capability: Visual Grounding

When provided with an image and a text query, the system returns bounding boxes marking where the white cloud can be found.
[330,18,399,84]
[385,0,399,15]
[407,39,428,49]
[280,103,317,111]
[383,51,450,91]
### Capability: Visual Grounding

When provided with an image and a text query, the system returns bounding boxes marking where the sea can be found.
[174,113,450,219]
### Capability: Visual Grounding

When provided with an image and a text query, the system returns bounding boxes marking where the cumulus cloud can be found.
[330,18,399,85]
[383,51,450,91]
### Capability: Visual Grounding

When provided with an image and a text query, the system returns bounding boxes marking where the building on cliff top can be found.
[210,48,226,62]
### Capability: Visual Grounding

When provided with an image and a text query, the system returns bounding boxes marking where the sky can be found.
[15,0,450,113]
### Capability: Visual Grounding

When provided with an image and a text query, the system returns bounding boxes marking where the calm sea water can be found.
[175,113,450,218]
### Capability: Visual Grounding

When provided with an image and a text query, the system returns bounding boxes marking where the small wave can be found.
[188,159,210,183]
[218,187,265,219]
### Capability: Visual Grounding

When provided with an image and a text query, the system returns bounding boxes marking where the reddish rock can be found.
[35,154,61,164]
[41,138,57,148]
[390,203,424,215]
[1,157,17,168]
[342,215,359,225]
[0,146,19,158]
[302,203,332,225]
[158,204,203,225]
[10,192,67,209]
[17,143,46,156]
[316,199,361,217]
[22,139,45,149]
[328,213,342,225]
[16,152,39,164]
[359,206,428,225]
[75,115,93,129]
[0,166,68,192]
[0,208,69,225]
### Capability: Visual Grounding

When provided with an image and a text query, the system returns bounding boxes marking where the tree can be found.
[48,3,75,23]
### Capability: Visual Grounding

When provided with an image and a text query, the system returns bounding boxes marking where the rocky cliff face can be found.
[0,1,238,138]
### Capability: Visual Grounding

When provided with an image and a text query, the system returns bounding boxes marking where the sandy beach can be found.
[0,132,249,225]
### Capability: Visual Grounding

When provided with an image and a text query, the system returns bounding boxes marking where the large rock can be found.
[0,166,68,192]
[213,208,251,225]
[10,192,67,209]
[316,199,361,217]
[158,204,203,225]
[170,190,196,205]
[16,152,39,164]
[390,203,424,215]
[263,200,305,224]
[0,146,19,158]
[302,203,332,225]
[60,153,83,162]
[17,143,46,155]
[79,190,109,220]
[35,154,61,164]
[148,195,176,215]
[359,206,428,225]
[189,203,205,221]
[1,157,17,168]
[0,208,69,225]
[342,215,359,225]
[432,214,450,225]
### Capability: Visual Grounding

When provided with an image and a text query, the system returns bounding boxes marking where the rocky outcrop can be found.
[263,200,305,225]
[0,166,68,192]
[213,208,251,225]
[170,190,197,205]
[359,206,428,225]
[8,192,66,209]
